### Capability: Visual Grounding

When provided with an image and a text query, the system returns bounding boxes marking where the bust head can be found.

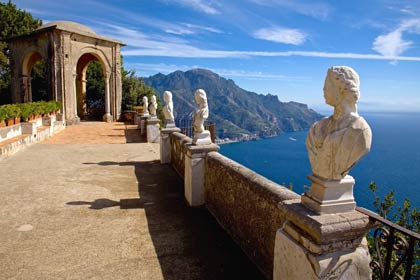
[151,95,156,104]
[194,89,207,108]
[324,66,360,111]
[163,91,172,104]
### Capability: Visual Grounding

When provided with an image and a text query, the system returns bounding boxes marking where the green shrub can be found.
[0,106,7,121]
[2,104,20,119]
[18,103,33,121]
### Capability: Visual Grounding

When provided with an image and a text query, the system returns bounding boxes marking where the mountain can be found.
[144,68,322,139]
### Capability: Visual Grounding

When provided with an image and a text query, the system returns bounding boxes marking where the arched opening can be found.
[22,51,50,102]
[76,53,106,120]
[31,60,49,101]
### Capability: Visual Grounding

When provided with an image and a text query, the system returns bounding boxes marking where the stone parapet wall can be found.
[164,129,372,279]
[170,132,192,178]
[0,115,65,160]
[0,124,22,143]
[204,152,300,278]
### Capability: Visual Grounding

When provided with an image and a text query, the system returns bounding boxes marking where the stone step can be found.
[0,134,33,159]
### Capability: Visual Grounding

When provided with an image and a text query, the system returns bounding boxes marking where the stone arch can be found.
[74,49,110,120]
[8,21,125,124]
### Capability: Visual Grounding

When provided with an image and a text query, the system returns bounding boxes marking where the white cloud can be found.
[253,27,307,45]
[123,47,420,62]
[164,23,224,35]
[124,63,309,82]
[92,22,420,62]
[248,0,330,20]
[372,19,420,57]
[165,0,219,14]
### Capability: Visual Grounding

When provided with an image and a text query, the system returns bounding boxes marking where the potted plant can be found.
[0,106,6,128]
[19,103,33,122]
[13,104,21,124]
[2,104,16,126]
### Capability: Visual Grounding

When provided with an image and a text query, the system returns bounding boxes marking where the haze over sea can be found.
[220,112,420,210]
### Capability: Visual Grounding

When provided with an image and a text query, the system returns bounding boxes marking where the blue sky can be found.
[6,0,420,112]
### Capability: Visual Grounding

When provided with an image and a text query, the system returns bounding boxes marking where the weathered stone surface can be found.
[184,143,219,207]
[146,119,160,143]
[170,132,192,178]
[8,21,124,123]
[204,152,300,278]
[274,229,371,280]
[278,199,373,250]
[160,127,181,164]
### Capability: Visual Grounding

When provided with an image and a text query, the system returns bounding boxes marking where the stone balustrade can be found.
[161,128,373,279]
[0,114,65,159]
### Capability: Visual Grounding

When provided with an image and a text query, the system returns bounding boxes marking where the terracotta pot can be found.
[0,120,5,128]
[6,119,14,126]
[14,117,20,125]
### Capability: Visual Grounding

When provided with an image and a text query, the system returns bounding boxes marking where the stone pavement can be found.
[0,122,264,280]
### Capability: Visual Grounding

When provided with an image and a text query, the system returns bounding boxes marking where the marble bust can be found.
[163,91,175,127]
[142,96,149,115]
[193,89,211,145]
[149,95,157,117]
[306,66,372,181]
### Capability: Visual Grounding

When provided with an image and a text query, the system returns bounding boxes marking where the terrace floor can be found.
[0,122,264,280]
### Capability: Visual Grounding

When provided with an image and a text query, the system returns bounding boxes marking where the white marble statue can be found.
[193,89,211,145]
[306,66,372,180]
[142,96,149,115]
[163,91,175,127]
[149,95,157,117]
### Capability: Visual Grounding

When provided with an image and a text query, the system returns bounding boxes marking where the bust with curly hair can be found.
[306,66,372,180]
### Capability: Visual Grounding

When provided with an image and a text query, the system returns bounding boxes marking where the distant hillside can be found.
[144,68,322,138]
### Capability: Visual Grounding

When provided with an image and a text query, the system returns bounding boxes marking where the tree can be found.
[368,182,420,279]
[0,1,42,104]
[120,58,163,121]
[85,60,105,117]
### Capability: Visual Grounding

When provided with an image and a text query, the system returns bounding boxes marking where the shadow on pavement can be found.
[75,159,265,280]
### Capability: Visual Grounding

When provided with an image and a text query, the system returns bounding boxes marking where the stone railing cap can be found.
[278,199,373,245]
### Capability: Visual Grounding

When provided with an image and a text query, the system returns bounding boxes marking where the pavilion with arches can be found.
[7,21,125,123]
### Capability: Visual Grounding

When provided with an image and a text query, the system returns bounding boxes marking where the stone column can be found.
[184,143,219,207]
[160,127,181,164]
[146,118,161,143]
[103,72,112,123]
[73,73,80,124]
[139,114,149,136]
[273,200,372,280]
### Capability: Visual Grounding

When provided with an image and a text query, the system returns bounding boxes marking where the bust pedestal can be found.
[184,143,219,206]
[193,130,211,145]
[164,120,176,128]
[139,114,149,136]
[160,127,181,164]
[274,200,372,280]
[301,175,356,214]
[146,118,160,143]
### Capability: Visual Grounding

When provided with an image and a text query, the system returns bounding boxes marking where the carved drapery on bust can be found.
[306,66,372,180]
[163,91,175,122]
[149,95,157,117]
[193,89,211,145]
[193,89,209,134]
[142,96,149,115]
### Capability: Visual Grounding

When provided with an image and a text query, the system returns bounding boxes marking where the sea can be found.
[219,112,420,211]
